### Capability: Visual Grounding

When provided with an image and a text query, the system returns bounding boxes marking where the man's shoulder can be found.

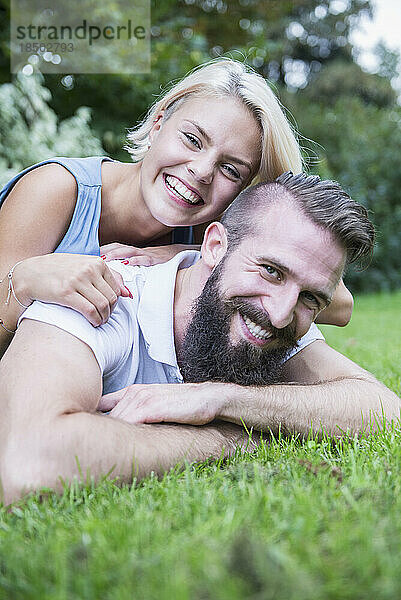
[107,249,200,286]
[283,322,325,363]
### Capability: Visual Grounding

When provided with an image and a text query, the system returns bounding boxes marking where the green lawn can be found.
[1,292,400,600]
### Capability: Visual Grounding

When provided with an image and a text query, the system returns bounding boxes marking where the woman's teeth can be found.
[165,175,201,205]
[243,315,272,341]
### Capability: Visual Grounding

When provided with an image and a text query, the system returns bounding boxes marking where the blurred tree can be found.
[0,0,374,156]
[285,74,401,291]
[374,41,400,81]
[297,59,397,108]
[0,73,104,187]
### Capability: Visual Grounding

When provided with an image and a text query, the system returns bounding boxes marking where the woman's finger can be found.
[125,256,153,267]
[102,266,125,296]
[106,268,133,299]
[100,244,144,260]
[61,292,106,327]
[89,268,134,321]
[76,285,115,325]
[99,242,124,254]
[92,278,120,315]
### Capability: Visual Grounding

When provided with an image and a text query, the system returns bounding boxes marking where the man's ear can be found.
[148,111,165,144]
[201,222,228,270]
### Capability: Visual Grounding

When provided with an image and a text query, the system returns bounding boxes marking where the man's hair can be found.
[220,171,375,265]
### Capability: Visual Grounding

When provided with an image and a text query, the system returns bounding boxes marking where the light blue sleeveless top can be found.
[0,156,113,256]
[0,156,194,250]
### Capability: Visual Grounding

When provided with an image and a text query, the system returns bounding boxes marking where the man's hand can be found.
[98,382,233,425]
[99,340,401,438]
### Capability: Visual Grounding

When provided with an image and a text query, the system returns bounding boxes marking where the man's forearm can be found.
[1,411,245,504]
[219,377,401,437]
[0,320,248,505]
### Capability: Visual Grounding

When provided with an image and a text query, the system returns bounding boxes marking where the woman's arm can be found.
[315,279,354,327]
[0,164,127,358]
[100,242,201,265]
[0,164,76,355]
[99,220,215,264]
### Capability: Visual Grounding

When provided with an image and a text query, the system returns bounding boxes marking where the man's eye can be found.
[183,132,201,149]
[263,265,281,280]
[302,292,320,308]
[222,164,241,180]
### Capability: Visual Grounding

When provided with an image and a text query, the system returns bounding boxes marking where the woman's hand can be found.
[13,253,133,327]
[100,243,200,266]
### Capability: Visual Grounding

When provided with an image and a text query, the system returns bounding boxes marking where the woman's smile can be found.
[163,174,204,207]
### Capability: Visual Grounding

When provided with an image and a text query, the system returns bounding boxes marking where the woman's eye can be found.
[222,164,241,179]
[183,132,201,149]
[263,265,281,280]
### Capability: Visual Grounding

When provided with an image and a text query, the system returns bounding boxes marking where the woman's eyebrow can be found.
[183,119,253,172]
[184,119,212,143]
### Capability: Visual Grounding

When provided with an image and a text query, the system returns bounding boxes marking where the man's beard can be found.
[177,260,298,386]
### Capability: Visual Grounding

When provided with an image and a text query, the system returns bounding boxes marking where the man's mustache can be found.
[226,297,297,348]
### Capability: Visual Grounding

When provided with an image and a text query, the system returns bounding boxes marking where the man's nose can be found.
[264,287,299,331]
[187,154,216,184]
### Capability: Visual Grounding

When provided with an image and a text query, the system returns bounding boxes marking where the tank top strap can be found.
[45,156,113,186]
[0,156,112,208]
[0,156,113,256]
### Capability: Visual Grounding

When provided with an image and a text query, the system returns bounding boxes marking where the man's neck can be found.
[173,258,209,355]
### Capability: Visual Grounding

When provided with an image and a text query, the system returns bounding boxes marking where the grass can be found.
[0,291,400,600]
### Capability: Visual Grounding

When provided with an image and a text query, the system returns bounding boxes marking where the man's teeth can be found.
[243,315,272,341]
[165,175,201,204]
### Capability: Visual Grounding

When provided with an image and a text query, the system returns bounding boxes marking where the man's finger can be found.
[98,389,124,411]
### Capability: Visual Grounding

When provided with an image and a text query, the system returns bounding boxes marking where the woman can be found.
[0,58,352,357]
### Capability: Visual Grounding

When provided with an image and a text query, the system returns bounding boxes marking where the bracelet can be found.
[0,318,16,334]
[0,260,30,309]
[0,261,30,335]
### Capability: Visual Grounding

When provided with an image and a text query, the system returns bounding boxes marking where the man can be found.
[0,173,399,504]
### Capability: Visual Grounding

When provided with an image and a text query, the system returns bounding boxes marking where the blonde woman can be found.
[0,58,351,357]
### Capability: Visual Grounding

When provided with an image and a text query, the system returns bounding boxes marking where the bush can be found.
[287,94,401,292]
[0,73,104,187]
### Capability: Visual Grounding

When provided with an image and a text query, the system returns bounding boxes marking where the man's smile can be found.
[225,298,297,351]
[240,312,273,344]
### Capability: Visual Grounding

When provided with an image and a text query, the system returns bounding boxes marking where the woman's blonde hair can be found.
[125,58,302,182]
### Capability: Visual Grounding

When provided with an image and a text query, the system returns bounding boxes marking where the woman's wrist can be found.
[4,259,35,309]
[0,259,34,337]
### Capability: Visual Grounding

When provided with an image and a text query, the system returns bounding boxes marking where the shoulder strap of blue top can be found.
[0,156,113,209]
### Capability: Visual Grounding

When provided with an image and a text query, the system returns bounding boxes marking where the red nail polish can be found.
[101,255,106,259]
[122,260,129,265]
[125,286,133,299]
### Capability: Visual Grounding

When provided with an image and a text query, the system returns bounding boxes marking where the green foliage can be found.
[0,291,399,600]
[284,62,401,292]
[37,0,373,157]
[0,73,104,186]
[300,59,397,107]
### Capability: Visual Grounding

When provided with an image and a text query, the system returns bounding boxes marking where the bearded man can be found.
[0,172,399,504]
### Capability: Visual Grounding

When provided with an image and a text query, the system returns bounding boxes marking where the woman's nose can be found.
[187,155,216,184]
